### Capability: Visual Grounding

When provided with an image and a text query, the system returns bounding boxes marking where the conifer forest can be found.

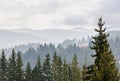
[0,18,119,81]
[0,0,120,81]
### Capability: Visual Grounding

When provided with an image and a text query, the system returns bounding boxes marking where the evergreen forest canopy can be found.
[0,18,120,81]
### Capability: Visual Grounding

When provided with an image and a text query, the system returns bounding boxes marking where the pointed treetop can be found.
[94,17,106,34]
[98,17,105,27]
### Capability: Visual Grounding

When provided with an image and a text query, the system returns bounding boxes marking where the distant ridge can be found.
[0,27,120,49]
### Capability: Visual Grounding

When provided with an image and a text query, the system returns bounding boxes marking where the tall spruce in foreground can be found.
[0,50,8,81]
[43,53,53,81]
[87,18,119,81]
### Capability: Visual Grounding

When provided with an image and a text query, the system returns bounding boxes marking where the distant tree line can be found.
[19,33,120,69]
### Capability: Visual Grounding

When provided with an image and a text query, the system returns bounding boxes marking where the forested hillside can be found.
[2,34,120,69]
[0,18,120,81]
[0,49,82,81]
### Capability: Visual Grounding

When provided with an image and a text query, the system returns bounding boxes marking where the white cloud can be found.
[0,0,119,29]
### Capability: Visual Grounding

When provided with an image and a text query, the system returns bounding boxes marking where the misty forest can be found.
[0,18,120,81]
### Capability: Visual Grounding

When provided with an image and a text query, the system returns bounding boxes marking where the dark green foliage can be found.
[0,49,83,81]
[25,62,32,81]
[51,52,58,81]
[8,49,17,81]
[62,59,68,81]
[87,18,120,81]
[32,66,37,81]
[43,53,53,81]
[52,52,64,81]
[0,49,8,81]
[71,54,81,81]
[16,51,24,81]
[82,65,87,81]
[57,56,63,81]
[32,54,43,81]
[68,64,73,81]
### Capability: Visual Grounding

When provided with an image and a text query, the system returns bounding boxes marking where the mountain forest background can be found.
[0,18,120,81]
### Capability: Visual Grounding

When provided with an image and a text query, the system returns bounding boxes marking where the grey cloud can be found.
[100,0,120,26]
[63,15,88,26]
[83,0,120,27]
[102,0,120,14]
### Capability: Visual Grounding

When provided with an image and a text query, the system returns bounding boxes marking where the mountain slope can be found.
[0,28,120,49]
[9,28,95,44]
[0,30,48,49]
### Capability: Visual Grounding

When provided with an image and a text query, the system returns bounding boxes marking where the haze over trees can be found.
[0,18,119,81]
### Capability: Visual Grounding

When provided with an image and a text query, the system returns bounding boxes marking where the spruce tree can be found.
[71,54,81,81]
[8,49,17,81]
[52,52,63,81]
[82,53,88,81]
[25,62,32,81]
[32,66,37,81]
[51,52,58,81]
[82,65,87,81]
[0,49,8,81]
[16,51,24,81]
[68,64,73,81]
[43,53,53,81]
[62,59,68,81]
[57,56,63,81]
[32,54,43,81]
[88,18,119,81]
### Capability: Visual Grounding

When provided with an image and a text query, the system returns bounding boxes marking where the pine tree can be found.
[25,62,32,81]
[88,18,120,81]
[0,49,8,81]
[62,59,68,81]
[16,51,24,81]
[8,49,17,81]
[71,54,81,81]
[32,54,43,81]
[43,53,53,81]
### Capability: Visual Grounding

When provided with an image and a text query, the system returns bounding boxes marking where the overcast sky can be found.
[0,0,119,29]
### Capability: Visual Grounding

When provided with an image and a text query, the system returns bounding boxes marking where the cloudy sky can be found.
[0,0,119,29]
